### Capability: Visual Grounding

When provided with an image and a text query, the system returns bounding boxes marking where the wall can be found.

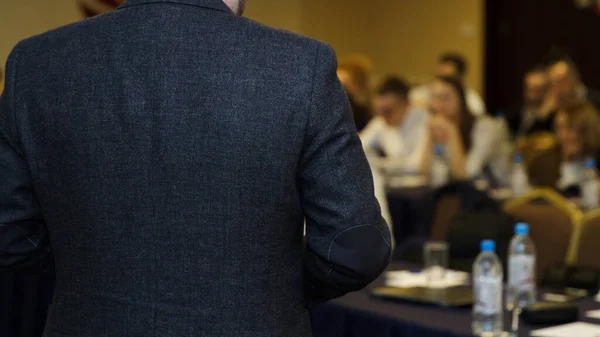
[246,0,483,93]
[0,0,484,93]
[0,0,81,68]
[367,0,484,92]
[243,0,302,33]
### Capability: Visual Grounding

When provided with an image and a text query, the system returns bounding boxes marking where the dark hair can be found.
[439,53,468,78]
[526,64,547,76]
[376,76,410,100]
[435,76,475,150]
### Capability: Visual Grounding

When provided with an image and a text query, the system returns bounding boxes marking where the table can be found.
[311,264,600,337]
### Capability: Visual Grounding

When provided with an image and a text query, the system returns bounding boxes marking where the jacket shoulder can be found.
[10,12,118,57]
[234,16,334,58]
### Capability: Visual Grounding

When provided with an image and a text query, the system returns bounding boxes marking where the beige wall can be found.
[244,0,302,33]
[0,0,81,69]
[247,0,484,93]
[0,0,484,93]
[368,0,484,92]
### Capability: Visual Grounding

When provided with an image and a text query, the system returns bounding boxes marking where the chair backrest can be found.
[504,189,580,280]
[526,145,562,188]
[515,132,558,163]
[515,132,561,188]
[430,194,461,241]
[575,211,600,267]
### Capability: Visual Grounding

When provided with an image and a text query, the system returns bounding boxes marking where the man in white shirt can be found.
[361,76,429,173]
[410,52,486,116]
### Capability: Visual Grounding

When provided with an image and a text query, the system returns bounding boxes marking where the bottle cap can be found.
[481,240,495,252]
[434,144,445,156]
[585,157,596,169]
[515,222,529,235]
[513,153,523,163]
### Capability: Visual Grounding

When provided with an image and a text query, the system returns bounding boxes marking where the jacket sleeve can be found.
[298,43,391,303]
[0,44,53,274]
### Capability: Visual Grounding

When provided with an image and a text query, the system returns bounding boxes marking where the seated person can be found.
[337,55,373,131]
[508,66,554,138]
[548,59,600,113]
[410,52,486,116]
[360,76,429,173]
[420,76,508,186]
[553,102,600,193]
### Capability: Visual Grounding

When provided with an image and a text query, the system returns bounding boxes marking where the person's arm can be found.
[425,115,467,180]
[420,132,434,176]
[467,89,486,116]
[465,119,499,178]
[445,127,468,180]
[298,44,391,304]
[359,117,383,155]
[0,44,53,274]
[404,112,429,172]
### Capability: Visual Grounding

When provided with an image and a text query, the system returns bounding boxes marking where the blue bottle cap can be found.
[434,144,445,156]
[515,223,529,235]
[481,240,496,252]
[513,153,523,163]
[585,157,596,169]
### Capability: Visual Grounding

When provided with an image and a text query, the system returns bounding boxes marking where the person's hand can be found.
[539,92,557,118]
[561,142,581,161]
[429,115,458,144]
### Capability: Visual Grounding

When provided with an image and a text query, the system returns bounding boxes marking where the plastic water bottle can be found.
[507,223,536,311]
[581,157,600,210]
[431,144,449,187]
[473,240,504,336]
[511,153,529,197]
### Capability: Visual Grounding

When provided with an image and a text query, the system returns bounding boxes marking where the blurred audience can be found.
[337,54,373,131]
[508,66,553,138]
[548,59,600,112]
[421,76,507,185]
[554,102,600,190]
[410,52,486,116]
[360,76,429,172]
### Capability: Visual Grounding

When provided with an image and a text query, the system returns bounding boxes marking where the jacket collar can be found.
[120,0,232,14]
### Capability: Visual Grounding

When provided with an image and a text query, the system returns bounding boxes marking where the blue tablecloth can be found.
[311,264,600,337]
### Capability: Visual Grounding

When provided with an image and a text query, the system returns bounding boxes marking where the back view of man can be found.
[0,1,391,336]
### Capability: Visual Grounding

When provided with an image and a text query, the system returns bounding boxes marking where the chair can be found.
[515,132,558,164]
[575,210,600,268]
[504,189,581,280]
[526,145,562,188]
[515,132,561,187]
[430,194,461,241]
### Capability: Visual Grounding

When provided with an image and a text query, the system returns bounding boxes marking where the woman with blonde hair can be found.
[337,54,373,131]
[554,101,600,190]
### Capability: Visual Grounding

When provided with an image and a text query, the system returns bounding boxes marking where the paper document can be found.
[587,310,600,319]
[384,270,469,288]
[530,322,600,337]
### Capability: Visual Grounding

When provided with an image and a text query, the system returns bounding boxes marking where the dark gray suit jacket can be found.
[0,0,391,336]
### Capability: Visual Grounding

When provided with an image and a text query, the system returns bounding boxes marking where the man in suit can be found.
[0,1,391,336]
[507,66,554,139]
